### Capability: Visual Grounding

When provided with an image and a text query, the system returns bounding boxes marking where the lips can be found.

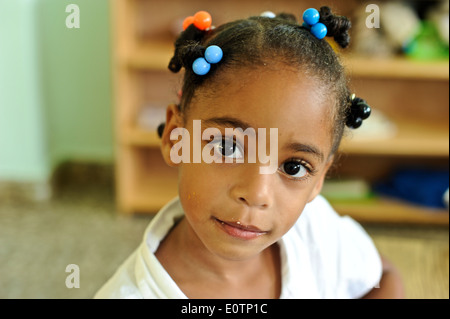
[214,217,268,240]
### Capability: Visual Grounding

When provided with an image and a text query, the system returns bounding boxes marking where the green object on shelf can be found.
[403,21,449,60]
[321,179,375,202]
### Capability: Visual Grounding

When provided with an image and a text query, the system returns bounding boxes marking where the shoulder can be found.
[94,197,185,299]
[285,195,383,298]
[93,249,143,299]
[289,195,343,240]
[291,195,370,244]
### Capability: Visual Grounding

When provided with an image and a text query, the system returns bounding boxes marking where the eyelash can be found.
[206,136,318,182]
[208,136,244,160]
[278,158,317,182]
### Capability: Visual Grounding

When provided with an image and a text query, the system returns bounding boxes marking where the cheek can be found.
[178,164,229,221]
[270,186,312,236]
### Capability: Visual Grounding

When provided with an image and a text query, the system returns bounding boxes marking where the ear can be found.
[160,104,184,168]
[307,156,334,203]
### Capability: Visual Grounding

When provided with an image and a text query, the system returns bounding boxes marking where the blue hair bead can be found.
[192,57,211,76]
[311,22,327,40]
[204,45,223,64]
[303,8,320,26]
[301,22,311,30]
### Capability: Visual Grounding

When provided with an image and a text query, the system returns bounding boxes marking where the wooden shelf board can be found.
[128,193,177,214]
[128,174,178,214]
[128,156,178,214]
[125,43,449,81]
[127,43,174,71]
[122,127,161,147]
[330,197,449,225]
[340,122,449,157]
[123,123,449,157]
[126,191,449,224]
[113,1,449,223]
[341,54,449,80]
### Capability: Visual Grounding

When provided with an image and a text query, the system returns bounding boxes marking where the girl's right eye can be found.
[213,138,244,160]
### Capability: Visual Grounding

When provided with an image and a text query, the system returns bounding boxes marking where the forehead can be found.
[188,66,334,153]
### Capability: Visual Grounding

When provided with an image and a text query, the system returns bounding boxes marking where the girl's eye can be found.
[280,161,309,179]
[215,138,244,159]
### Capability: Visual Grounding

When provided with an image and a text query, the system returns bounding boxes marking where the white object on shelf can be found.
[444,188,449,209]
[346,109,397,141]
[137,105,167,131]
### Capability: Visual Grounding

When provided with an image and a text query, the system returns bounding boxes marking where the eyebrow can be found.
[203,116,253,130]
[284,142,325,163]
[203,116,325,163]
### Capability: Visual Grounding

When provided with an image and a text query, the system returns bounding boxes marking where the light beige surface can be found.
[364,224,449,299]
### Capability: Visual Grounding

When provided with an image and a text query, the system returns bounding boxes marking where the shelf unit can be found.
[112,0,449,225]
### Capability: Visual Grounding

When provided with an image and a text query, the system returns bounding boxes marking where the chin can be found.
[201,228,276,262]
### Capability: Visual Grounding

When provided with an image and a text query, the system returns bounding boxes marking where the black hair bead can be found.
[157,123,165,138]
[360,104,371,120]
[346,94,371,129]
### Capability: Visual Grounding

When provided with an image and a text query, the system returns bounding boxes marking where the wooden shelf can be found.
[118,147,178,214]
[129,178,178,213]
[113,0,449,221]
[122,123,449,158]
[340,122,449,157]
[330,197,449,225]
[126,43,450,81]
[341,54,449,81]
[121,127,160,147]
[126,43,174,71]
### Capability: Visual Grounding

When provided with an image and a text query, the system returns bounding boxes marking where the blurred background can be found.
[0,0,448,298]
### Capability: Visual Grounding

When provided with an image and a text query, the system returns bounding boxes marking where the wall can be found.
[39,0,113,167]
[0,0,50,182]
[0,0,113,186]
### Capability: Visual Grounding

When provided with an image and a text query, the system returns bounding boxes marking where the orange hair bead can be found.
[193,11,212,30]
[182,16,195,30]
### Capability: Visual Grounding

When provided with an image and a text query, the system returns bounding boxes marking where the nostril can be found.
[239,197,247,204]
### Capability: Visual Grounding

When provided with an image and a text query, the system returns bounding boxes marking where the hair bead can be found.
[260,11,276,18]
[311,22,328,39]
[192,45,223,76]
[302,8,328,40]
[204,45,223,64]
[183,11,212,31]
[182,16,195,30]
[303,8,320,26]
[192,57,211,76]
[346,94,372,129]
[193,11,212,30]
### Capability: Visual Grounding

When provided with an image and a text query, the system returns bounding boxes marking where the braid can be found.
[178,42,207,70]
[275,13,298,23]
[168,24,209,73]
[346,95,372,129]
[162,8,371,153]
[319,6,352,48]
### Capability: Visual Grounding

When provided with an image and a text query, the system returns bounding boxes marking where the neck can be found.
[155,216,281,298]
[180,218,271,281]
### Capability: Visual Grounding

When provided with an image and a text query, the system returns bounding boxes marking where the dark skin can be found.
[362,256,405,299]
[158,66,404,299]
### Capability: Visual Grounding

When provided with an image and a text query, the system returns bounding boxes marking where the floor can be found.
[0,164,448,299]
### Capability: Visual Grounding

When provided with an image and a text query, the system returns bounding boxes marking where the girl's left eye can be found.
[279,161,310,179]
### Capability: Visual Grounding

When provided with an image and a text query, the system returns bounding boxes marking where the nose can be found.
[229,164,274,209]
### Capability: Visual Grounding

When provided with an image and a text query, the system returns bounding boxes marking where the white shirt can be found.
[94,195,382,299]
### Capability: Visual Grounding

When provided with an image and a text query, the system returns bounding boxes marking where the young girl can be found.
[96,7,403,299]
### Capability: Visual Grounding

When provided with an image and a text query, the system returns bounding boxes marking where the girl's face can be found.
[161,66,334,261]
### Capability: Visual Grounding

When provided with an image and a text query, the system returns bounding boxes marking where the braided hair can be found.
[161,6,371,155]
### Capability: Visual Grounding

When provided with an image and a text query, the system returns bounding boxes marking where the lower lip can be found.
[215,219,267,240]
